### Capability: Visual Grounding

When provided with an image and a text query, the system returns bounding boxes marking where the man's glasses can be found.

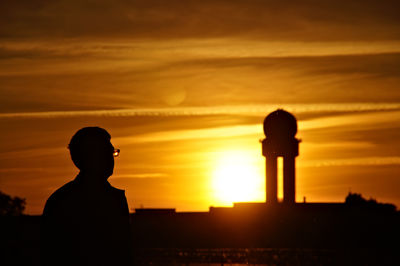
[67,145,120,157]
[113,149,120,157]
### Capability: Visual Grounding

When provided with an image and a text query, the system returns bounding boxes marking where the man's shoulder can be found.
[49,181,77,200]
[43,181,77,215]
[108,184,126,198]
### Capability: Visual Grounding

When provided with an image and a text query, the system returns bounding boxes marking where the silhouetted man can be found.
[42,127,132,265]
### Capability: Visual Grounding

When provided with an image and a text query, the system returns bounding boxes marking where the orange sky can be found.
[1,0,400,214]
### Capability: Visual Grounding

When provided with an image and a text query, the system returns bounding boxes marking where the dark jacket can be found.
[41,174,132,265]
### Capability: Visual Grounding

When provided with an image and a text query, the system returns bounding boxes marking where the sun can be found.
[211,151,264,205]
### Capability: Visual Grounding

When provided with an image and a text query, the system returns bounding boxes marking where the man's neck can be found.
[75,172,110,190]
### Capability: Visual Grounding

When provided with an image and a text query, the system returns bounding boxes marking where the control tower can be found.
[261,109,300,204]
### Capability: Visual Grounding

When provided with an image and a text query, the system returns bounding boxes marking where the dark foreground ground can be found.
[2,203,400,265]
[132,247,399,266]
[2,244,400,266]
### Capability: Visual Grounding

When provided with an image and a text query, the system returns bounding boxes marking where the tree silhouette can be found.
[0,190,26,216]
[345,192,370,205]
[345,192,396,211]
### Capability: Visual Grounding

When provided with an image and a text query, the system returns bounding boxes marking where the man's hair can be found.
[68,127,111,169]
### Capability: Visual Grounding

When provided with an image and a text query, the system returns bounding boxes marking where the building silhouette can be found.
[262,109,299,204]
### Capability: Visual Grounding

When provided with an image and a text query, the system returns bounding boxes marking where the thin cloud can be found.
[1,0,399,41]
[2,40,400,62]
[113,173,169,179]
[129,125,262,143]
[300,156,400,167]
[299,110,400,131]
[1,103,399,119]
[113,109,400,144]
[1,48,399,112]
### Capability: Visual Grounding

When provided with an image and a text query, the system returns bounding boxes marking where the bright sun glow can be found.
[212,150,264,205]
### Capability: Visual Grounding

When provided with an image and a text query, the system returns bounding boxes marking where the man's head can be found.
[68,127,116,180]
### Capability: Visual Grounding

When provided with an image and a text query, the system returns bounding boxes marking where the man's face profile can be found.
[69,127,115,180]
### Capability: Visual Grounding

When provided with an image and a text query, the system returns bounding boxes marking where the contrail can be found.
[1,103,399,119]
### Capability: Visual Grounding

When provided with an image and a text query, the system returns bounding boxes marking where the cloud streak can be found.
[1,47,399,113]
[1,0,399,41]
[300,156,400,167]
[2,40,400,62]
[113,173,169,179]
[111,109,400,144]
[1,103,399,119]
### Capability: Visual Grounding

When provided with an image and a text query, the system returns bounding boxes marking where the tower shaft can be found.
[283,156,295,204]
[266,155,278,204]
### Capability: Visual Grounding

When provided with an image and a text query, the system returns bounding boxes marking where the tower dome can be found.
[263,109,297,140]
